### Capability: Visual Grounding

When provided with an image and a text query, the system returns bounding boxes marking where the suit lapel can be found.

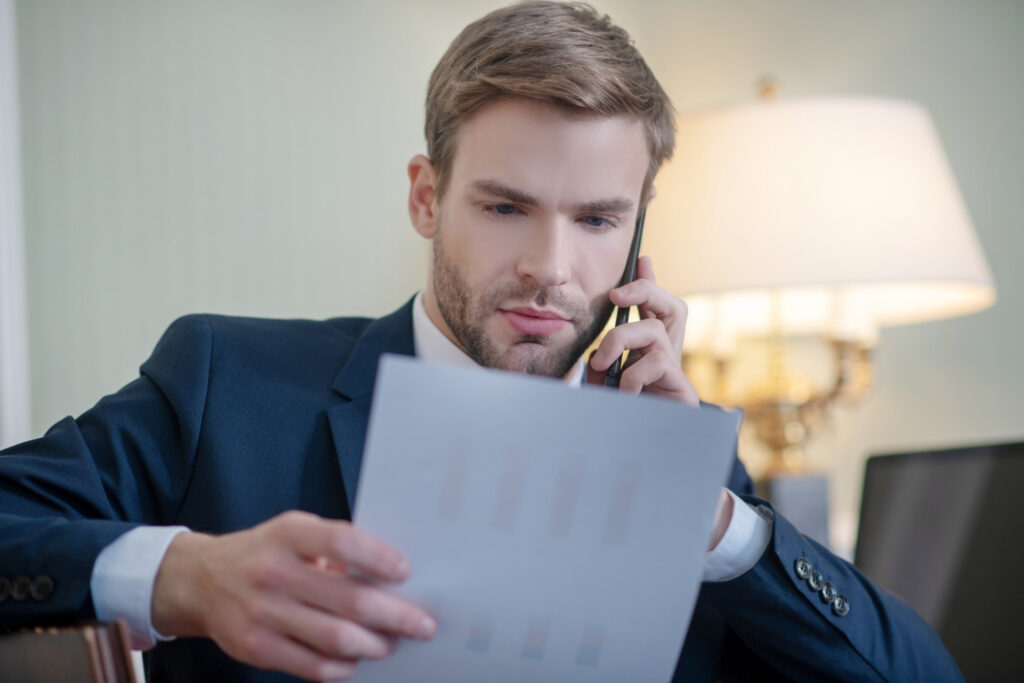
[326,298,416,510]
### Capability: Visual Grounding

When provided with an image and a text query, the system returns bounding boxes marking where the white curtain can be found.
[0,0,31,449]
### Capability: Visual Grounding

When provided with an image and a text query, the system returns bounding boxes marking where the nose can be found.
[515,218,571,288]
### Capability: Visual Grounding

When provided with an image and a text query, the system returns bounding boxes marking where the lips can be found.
[499,307,570,336]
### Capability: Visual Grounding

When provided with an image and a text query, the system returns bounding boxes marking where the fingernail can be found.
[417,616,437,640]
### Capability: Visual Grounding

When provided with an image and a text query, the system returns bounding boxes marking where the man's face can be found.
[416,98,649,378]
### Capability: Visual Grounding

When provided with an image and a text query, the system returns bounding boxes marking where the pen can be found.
[604,205,647,388]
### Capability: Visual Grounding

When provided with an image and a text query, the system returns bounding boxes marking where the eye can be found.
[486,203,519,216]
[580,215,615,230]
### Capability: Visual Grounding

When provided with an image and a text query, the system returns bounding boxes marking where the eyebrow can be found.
[468,179,635,215]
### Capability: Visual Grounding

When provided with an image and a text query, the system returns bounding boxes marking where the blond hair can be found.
[425,1,675,200]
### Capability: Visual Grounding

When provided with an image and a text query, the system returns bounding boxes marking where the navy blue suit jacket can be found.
[0,299,962,681]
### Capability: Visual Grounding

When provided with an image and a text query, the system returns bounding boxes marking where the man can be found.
[0,2,961,681]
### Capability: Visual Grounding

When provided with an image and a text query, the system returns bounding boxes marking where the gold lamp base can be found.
[687,337,873,474]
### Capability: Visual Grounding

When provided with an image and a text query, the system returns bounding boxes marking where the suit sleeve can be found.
[0,314,213,626]
[707,456,963,681]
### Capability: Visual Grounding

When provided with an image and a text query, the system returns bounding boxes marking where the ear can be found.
[646,184,658,202]
[408,154,440,239]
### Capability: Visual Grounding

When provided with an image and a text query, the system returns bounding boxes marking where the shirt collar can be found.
[412,291,585,387]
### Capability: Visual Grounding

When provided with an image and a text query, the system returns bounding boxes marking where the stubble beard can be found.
[432,229,615,378]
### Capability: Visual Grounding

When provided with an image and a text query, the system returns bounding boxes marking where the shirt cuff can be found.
[90,525,190,649]
[702,489,773,582]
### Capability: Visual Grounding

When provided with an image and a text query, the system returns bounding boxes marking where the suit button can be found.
[807,569,824,592]
[11,576,31,601]
[820,582,837,602]
[31,576,54,601]
[794,557,812,579]
[0,577,10,602]
[832,595,851,617]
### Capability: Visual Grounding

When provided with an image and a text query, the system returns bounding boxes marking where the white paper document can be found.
[351,355,741,682]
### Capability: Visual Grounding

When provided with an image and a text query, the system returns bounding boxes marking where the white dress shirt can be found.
[92,293,771,649]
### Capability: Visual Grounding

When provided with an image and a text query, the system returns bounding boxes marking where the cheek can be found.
[441,212,512,280]
[577,239,630,294]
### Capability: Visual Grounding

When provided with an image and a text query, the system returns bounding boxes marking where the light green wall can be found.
[15,1,1024,527]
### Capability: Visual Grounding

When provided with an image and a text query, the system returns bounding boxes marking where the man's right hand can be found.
[151,511,436,681]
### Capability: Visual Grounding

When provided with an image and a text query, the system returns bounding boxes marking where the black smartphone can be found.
[603,206,647,388]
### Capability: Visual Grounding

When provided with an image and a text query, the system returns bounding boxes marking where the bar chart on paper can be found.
[352,356,739,683]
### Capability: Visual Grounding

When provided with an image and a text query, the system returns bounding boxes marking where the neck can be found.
[421,281,470,356]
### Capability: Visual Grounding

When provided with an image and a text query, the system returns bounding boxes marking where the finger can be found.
[609,278,688,349]
[263,596,397,661]
[314,556,345,573]
[274,512,410,582]
[233,627,357,681]
[291,560,437,641]
[589,319,673,372]
[636,255,656,284]
[618,349,699,405]
[618,351,668,396]
[634,257,664,323]
[610,278,686,328]
[585,350,606,386]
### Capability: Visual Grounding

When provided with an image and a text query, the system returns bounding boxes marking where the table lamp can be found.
[644,92,996,543]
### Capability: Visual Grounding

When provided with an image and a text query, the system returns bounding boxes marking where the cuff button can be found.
[794,557,812,579]
[31,576,54,601]
[832,595,851,617]
[11,576,31,601]
[820,582,837,602]
[808,569,824,592]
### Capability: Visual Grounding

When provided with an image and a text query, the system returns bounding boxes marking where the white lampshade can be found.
[645,97,996,353]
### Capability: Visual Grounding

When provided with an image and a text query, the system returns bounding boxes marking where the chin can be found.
[495,341,574,377]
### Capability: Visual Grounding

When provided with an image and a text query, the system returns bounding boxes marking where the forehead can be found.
[448,98,649,205]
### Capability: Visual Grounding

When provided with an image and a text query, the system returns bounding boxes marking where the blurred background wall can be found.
[10,0,1024,537]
